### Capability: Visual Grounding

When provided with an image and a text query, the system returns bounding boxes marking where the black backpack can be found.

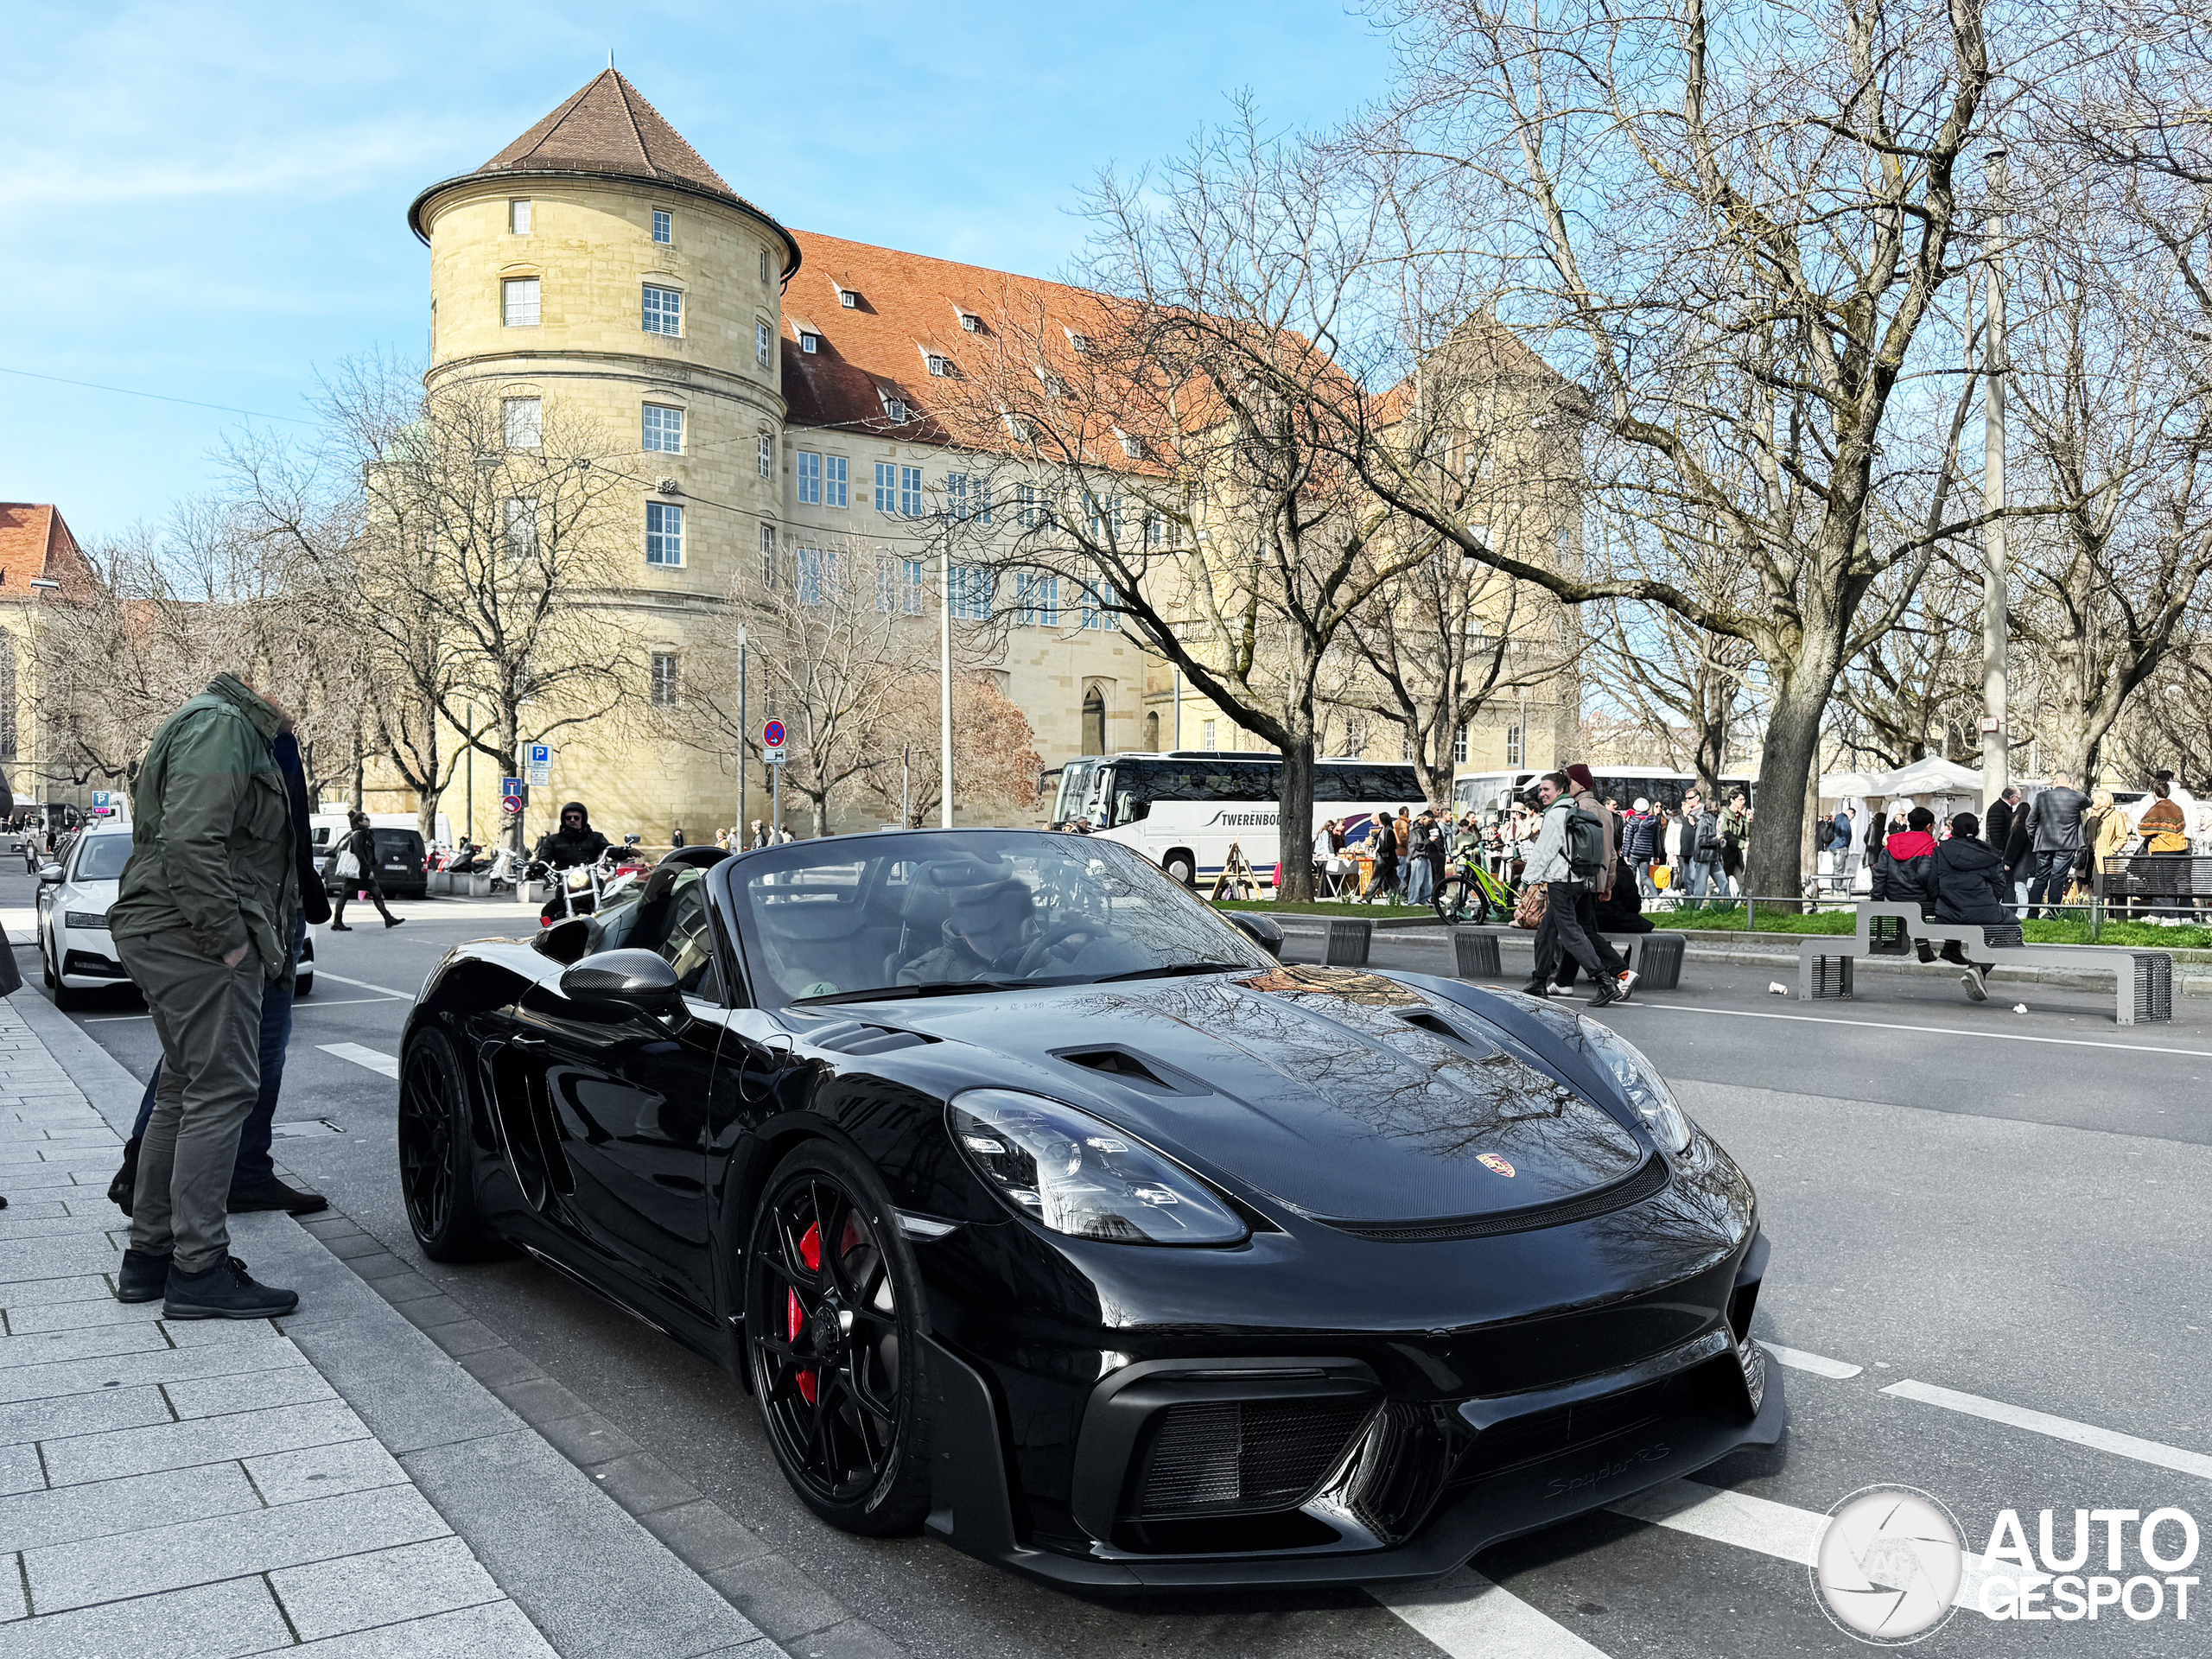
[1566,806,1607,881]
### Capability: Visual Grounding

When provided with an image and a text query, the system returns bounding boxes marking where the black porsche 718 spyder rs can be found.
[397,829,1782,1589]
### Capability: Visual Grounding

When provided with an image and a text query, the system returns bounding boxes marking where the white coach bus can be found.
[1048,753,1430,887]
[1454,766,1758,816]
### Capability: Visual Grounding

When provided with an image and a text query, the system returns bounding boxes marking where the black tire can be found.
[40,938,55,990]
[397,1027,498,1262]
[293,973,314,999]
[1433,875,1473,926]
[746,1141,932,1536]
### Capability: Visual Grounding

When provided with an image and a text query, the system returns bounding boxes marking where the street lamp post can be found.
[939,546,954,828]
[735,625,747,842]
[1981,148,2011,813]
[27,578,59,816]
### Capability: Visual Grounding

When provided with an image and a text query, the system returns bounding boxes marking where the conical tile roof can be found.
[480,70,734,199]
[409,69,796,272]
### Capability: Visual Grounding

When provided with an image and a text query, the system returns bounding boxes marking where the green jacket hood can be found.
[207,674,287,742]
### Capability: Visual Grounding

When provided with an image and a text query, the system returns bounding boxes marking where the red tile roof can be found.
[409,71,797,269]
[779,231,1135,451]
[0,504,93,593]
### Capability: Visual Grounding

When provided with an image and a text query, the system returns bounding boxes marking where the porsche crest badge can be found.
[1477,1153,1516,1177]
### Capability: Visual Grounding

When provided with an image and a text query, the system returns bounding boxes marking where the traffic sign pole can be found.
[761,721,787,843]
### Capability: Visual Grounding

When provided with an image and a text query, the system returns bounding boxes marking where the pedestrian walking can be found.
[1678,791,1724,912]
[105,673,302,1319]
[2024,772,2088,918]
[327,810,403,931]
[1720,791,1751,896]
[1623,798,1659,899]
[108,727,331,1217]
[1405,810,1439,906]
[1521,772,1634,1006]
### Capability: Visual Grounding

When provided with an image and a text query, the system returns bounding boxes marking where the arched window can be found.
[1082,688,1107,756]
[1142,711,1160,751]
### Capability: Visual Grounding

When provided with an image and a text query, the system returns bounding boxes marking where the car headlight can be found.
[1576,1019,1690,1154]
[63,912,108,931]
[949,1089,1249,1245]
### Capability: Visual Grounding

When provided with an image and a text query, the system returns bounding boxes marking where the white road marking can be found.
[1623,1001,2212,1060]
[1759,1342,1864,1379]
[317,1042,399,1078]
[1611,1478,1825,1565]
[1611,1478,2044,1616]
[1882,1379,2212,1481]
[313,971,416,1000]
[1371,1567,1611,1657]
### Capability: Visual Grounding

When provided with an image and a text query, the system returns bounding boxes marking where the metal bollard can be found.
[1452,930,1502,979]
[1325,918,1373,967]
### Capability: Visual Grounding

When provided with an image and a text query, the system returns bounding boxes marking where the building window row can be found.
[502,277,540,327]
[653,208,672,245]
[643,284,683,336]
[947,473,991,524]
[504,397,541,449]
[651,652,679,706]
[757,435,772,479]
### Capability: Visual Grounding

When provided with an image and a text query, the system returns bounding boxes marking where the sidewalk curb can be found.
[10,988,785,1659]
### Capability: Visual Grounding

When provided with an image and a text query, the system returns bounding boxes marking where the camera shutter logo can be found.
[1812,1484,1964,1644]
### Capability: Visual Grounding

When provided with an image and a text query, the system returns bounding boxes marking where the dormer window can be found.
[799,330,820,354]
[879,388,908,423]
[925,353,950,378]
[1065,328,1091,353]
[836,284,859,308]
[957,309,982,333]
[1001,410,1030,441]
[1034,365,1069,397]
[1118,432,1144,460]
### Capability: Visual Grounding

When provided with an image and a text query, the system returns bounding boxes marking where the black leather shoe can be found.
[1586,978,1621,1008]
[384,917,404,928]
[1516,981,1553,998]
[226,1178,329,1216]
[116,1247,171,1303]
[328,923,352,931]
[164,1256,299,1320]
[107,1135,141,1215]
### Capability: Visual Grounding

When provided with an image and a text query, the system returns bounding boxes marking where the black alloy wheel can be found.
[746,1143,931,1535]
[397,1028,495,1261]
[1434,874,1485,926]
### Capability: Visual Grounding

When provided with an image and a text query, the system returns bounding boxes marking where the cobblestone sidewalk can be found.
[0,993,773,1659]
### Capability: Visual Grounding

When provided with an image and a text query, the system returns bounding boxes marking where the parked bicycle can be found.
[1433,855,1519,925]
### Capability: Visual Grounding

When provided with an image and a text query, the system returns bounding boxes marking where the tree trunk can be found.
[416,691,441,848]
[1744,639,1843,906]
[1278,737,1318,902]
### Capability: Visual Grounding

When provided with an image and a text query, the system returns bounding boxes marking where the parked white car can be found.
[35,823,315,1009]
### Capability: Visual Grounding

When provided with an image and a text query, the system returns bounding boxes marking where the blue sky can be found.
[2,1,1395,543]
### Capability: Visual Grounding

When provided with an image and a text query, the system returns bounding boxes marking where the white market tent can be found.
[1818,769,1888,799]
[1870,756,1986,804]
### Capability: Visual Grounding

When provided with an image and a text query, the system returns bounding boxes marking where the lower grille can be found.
[1458,1375,1680,1483]
[1135,1398,1373,1518]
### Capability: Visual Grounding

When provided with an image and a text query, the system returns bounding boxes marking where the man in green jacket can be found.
[107,674,302,1319]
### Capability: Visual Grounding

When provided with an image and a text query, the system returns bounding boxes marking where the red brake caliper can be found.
[790,1221,823,1404]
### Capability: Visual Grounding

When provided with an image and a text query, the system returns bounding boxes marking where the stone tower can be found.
[406,70,799,838]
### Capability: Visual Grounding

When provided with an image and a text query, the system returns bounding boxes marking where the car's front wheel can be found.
[746,1141,931,1536]
[398,1028,496,1261]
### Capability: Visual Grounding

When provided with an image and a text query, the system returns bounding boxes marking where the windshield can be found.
[729,830,1268,1007]
[73,836,134,881]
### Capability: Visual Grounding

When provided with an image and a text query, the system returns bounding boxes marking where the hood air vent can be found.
[1056,1046,1197,1095]
[803,1020,936,1056]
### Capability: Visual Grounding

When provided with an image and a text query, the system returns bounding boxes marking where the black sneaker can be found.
[1516,981,1553,998]
[107,1135,141,1215]
[384,917,405,929]
[163,1256,300,1320]
[1586,978,1621,1009]
[328,923,352,931]
[227,1178,329,1216]
[115,1247,171,1304]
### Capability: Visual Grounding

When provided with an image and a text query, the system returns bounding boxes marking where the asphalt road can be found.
[19,860,2212,1658]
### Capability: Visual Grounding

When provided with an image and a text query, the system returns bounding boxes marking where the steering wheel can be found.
[1010,916,1104,977]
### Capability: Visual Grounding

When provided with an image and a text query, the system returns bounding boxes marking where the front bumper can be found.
[923,1234,1782,1591]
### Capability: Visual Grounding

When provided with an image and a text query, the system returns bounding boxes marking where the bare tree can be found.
[859,673,1044,830]
[934,111,1451,899]
[1344,0,2063,899]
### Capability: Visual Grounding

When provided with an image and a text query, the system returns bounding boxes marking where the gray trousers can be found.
[117,927,265,1274]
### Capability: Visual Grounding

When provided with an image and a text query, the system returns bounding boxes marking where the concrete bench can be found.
[1797,901,2172,1024]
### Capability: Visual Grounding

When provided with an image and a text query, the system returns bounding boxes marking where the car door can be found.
[514,868,730,1319]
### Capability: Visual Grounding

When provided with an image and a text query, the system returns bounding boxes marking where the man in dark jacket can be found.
[106,674,302,1319]
[2024,773,2089,918]
[328,810,402,930]
[1930,811,2010,1001]
[110,731,332,1216]
[534,800,611,869]
[1984,787,2019,855]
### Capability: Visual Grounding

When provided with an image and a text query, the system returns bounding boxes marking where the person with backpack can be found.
[1520,772,1636,1007]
